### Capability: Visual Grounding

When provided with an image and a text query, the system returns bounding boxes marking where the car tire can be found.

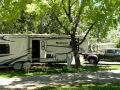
[89,58,97,64]
[94,61,99,64]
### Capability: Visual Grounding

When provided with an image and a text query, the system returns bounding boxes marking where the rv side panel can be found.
[0,36,28,65]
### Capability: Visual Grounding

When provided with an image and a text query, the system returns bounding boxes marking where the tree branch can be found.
[62,0,69,17]
[62,0,72,22]
[51,0,69,34]
[79,20,97,45]
[74,1,89,31]
[78,5,103,45]
[52,11,68,33]
[70,0,77,7]
[68,0,73,22]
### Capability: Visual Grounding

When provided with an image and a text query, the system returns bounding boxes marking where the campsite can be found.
[0,0,120,90]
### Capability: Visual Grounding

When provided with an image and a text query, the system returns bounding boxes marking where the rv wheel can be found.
[12,62,22,70]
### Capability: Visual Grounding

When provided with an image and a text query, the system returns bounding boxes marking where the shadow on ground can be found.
[0,69,120,90]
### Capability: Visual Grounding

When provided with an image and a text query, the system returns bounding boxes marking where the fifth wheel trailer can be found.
[0,34,88,70]
[91,43,116,53]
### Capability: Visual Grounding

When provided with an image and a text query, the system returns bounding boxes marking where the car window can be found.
[106,49,114,53]
[115,49,120,54]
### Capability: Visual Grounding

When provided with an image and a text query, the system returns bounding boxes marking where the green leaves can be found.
[0,0,32,23]
[0,0,120,36]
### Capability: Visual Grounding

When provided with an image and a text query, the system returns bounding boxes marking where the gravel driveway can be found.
[0,70,120,90]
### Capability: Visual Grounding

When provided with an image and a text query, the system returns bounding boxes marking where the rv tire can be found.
[12,62,22,70]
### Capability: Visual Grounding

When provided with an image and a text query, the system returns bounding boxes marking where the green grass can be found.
[0,64,120,78]
[36,82,120,90]
[81,65,120,72]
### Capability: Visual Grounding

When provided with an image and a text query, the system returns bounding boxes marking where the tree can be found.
[0,11,39,34]
[0,0,31,23]
[43,15,66,34]
[46,0,120,68]
[0,0,120,68]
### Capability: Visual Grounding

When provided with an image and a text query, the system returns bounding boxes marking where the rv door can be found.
[40,41,46,58]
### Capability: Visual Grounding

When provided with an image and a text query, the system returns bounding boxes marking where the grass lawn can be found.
[1,64,120,90]
[0,64,120,78]
[36,83,120,90]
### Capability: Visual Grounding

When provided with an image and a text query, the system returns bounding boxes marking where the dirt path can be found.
[0,70,120,90]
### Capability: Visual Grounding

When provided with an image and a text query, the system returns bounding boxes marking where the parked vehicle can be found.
[0,34,88,70]
[82,48,120,64]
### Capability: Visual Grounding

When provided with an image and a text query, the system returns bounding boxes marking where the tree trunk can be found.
[70,32,81,68]
[73,47,81,68]
[37,19,44,34]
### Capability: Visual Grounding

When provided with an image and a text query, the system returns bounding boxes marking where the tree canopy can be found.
[0,0,120,35]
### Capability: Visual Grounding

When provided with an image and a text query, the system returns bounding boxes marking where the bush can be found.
[116,39,120,48]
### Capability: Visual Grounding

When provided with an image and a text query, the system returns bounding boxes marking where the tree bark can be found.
[37,19,44,34]
[73,48,81,68]
[70,32,81,68]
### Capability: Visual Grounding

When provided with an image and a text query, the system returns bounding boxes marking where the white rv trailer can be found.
[0,34,88,70]
[91,43,116,52]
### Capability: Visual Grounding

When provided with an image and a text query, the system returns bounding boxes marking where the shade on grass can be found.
[36,83,120,90]
[0,65,120,78]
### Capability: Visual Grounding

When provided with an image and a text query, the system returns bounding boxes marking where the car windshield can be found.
[115,49,120,54]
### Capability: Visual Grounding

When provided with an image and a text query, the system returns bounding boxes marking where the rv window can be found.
[0,44,9,54]
[41,41,45,50]
[47,54,53,58]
